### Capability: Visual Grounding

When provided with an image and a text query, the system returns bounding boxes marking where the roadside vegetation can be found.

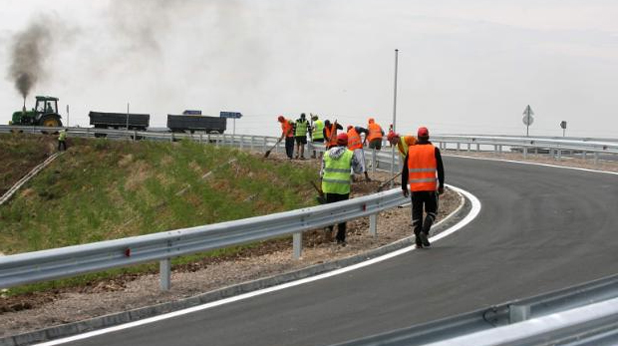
[0,134,319,295]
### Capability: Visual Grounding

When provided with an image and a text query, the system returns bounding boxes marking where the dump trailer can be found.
[10,96,63,127]
[89,111,150,131]
[167,114,227,133]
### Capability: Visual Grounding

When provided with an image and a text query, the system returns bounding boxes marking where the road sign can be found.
[560,121,567,129]
[220,111,243,119]
[522,105,534,136]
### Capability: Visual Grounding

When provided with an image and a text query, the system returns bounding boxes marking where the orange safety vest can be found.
[407,144,437,192]
[347,127,362,150]
[367,122,383,141]
[281,119,294,138]
[324,124,338,148]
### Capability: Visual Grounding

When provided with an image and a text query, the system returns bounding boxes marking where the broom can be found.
[264,138,282,158]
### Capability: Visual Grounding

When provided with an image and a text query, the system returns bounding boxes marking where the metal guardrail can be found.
[0,187,407,291]
[331,273,618,346]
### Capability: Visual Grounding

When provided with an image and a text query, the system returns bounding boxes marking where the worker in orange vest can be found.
[387,131,417,157]
[278,115,295,159]
[401,127,444,248]
[323,119,343,150]
[347,125,371,181]
[366,118,385,150]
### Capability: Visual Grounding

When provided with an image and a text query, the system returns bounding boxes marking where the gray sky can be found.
[1,0,617,138]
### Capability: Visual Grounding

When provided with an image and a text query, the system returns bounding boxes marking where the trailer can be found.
[89,111,150,131]
[167,114,227,134]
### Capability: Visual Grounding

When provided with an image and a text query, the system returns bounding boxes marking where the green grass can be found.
[0,137,319,295]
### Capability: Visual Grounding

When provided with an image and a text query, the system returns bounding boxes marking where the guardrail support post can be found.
[160,258,171,291]
[594,152,599,165]
[456,143,460,152]
[557,149,562,161]
[523,147,528,159]
[509,304,530,323]
[369,213,378,237]
[293,232,302,259]
[250,136,254,150]
[467,143,471,152]
[372,149,377,173]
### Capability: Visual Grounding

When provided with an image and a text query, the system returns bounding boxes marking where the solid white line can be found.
[33,185,481,346]
[445,154,618,176]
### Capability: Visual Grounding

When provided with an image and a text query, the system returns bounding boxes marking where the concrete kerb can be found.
[0,192,472,346]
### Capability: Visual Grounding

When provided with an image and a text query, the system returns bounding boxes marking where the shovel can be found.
[376,171,402,192]
[264,138,282,158]
[310,181,327,204]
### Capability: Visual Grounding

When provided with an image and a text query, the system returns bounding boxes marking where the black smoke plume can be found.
[8,21,52,99]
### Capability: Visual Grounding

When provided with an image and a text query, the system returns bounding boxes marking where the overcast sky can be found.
[1,0,617,138]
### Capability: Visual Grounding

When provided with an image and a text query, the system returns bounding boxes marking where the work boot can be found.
[418,232,431,248]
[414,231,423,248]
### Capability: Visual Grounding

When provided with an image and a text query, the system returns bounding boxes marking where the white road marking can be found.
[33,185,481,346]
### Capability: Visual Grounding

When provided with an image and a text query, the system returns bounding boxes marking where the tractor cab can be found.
[35,96,59,116]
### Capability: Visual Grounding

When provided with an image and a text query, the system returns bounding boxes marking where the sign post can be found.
[220,111,243,135]
[522,105,534,137]
[560,120,567,137]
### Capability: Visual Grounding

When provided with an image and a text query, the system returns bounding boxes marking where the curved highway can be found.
[42,156,618,346]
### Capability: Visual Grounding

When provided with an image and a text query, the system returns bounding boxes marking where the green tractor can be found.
[10,96,63,127]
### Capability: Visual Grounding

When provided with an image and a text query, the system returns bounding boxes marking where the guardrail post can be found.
[160,258,171,291]
[594,152,599,165]
[523,147,528,159]
[509,304,530,323]
[372,149,377,173]
[250,136,254,150]
[557,149,562,161]
[456,143,460,152]
[369,213,378,237]
[582,151,587,161]
[239,135,244,149]
[263,137,268,152]
[494,144,498,154]
[467,143,471,152]
[293,232,302,259]
[476,143,480,152]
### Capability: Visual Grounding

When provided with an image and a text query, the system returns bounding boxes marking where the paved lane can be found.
[54,157,618,346]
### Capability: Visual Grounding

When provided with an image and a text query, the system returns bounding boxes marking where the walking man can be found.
[294,113,310,159]
[58,128,68,151]
[278,115,295,159]
[321,133,362,245]
[401,127,444,248]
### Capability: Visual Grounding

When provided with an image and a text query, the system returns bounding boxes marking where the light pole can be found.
[390,49,399,188]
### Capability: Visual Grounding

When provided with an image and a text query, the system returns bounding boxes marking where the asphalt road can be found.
[56,156,618,346]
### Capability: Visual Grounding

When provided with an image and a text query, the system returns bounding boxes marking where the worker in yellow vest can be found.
[310,114,324,159]
[401,127,444,248]
[58,128,68,151]
[387,131,417,157]
[347,125,371,181]
[320,133,362,245]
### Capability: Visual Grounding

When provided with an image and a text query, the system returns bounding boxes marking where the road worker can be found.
[310,114,324,159]
[278,115,295,159]
[366,118,385,150]
[58,128,68,151]
[294,113,310,159]
[323,119,343,150]
[387,131,417,157]
[401,127,445,248]
[320,132,363,246]
[347,125,371,181]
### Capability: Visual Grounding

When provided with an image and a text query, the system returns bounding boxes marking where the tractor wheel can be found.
[40,115,63,128]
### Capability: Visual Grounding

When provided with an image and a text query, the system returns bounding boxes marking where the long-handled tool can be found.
[264,138,282,158]
[310,181,327,204]
[377,171,402,192]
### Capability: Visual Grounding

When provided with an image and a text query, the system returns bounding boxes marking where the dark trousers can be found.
[325,192,350,242]
[285,137,295,159]
[58,140,66,151]
[411,191,439,236]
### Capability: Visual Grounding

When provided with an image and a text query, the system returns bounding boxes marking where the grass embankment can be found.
[0,134,319,294]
